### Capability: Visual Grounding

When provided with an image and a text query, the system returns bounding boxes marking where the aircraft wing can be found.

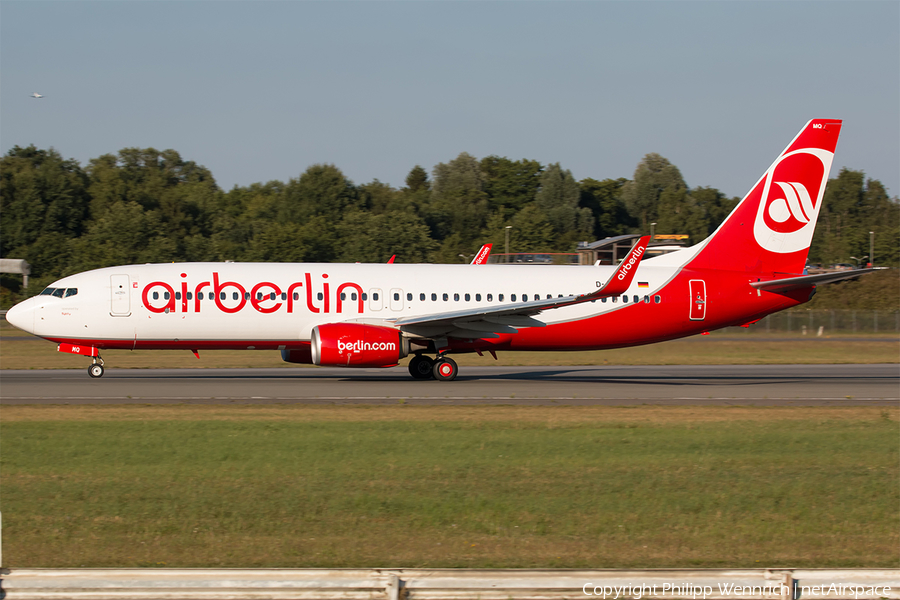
[390,236,649,340]
[750,267,885,294]
[470,244,492,264]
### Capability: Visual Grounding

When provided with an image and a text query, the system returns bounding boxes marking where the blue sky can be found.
[2,1,898,199]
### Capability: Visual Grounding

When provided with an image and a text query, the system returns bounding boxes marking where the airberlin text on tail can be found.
[692,119,842,274]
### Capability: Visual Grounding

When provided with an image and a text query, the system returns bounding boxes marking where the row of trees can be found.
[1,144,897,307]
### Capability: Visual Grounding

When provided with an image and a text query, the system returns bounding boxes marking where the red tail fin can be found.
[690,119,842,275]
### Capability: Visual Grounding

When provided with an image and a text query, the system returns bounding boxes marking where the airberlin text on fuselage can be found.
[141,272,364,315]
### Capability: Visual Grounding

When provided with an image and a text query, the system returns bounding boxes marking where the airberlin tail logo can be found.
[753,147,833,254]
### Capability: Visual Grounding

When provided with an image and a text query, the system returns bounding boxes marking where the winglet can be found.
[387,255,396,264]
[593,235,650,297]
[470,244,493,265]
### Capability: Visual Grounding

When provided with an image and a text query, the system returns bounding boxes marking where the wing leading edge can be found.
[389,236,650,342]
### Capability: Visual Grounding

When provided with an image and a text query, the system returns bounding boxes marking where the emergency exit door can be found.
[110,274,131,316]
[689,279,706,321]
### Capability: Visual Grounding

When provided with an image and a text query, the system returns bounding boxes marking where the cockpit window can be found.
[64,288,78,298]
[51,288,65,298]
[40,287,56,296]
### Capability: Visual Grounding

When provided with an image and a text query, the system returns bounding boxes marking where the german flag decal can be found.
[638,282,649,288]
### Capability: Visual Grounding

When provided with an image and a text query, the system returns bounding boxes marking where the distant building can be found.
[0,259,31,288]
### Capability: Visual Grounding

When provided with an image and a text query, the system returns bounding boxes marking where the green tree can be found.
[620,153,687,233]
[428,152,489,243]
[810,169,899,266]
[0,145,91,277]
[689,187,738,237]
[579,177,634,239]
[534,163,593,246]
[337,210,437,263]
[405,165,429,193]
[280,164,359,224]
[69,201,177,272]
[480,156,543,216]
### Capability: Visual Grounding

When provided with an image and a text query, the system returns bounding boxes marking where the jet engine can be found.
[311,323,408,367]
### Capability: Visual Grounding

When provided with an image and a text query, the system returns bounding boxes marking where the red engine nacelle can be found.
[311,323,408,367]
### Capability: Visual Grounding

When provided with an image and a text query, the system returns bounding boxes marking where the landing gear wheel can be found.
[432,357,458,381]
[88,363,105,378]
[408,355,435,379]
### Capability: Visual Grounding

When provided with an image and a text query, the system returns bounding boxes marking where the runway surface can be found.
[1,364,897,405]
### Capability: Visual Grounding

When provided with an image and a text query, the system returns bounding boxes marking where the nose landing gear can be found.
[88,361,105,378]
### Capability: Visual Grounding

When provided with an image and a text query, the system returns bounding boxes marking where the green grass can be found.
[2,406,897,567]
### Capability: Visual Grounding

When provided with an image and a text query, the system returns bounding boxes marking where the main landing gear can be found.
[407,354,459,381]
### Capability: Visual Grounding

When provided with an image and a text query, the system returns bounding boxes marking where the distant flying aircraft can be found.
[31,93,43,99]
[6,119,881,381]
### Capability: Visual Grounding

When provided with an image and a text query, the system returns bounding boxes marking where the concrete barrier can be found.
[1,568,898,600]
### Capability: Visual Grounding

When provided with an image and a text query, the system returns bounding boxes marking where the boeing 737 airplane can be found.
[5,119,877,380]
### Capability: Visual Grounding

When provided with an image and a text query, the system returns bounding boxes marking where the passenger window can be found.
[64,288,78,298]
[547,294,552,299]
[611,296,617,303]
[601,297,607,303]
[220,292,226,300]
[487,294,493,302]
[362,293,368,301]
[318,292,324,301]
[464,293,470,301]
[499,294,504,301]
[153,291,159,300]
[522,294,528,302]
[372,292,378,301]
[393,292,400,301]
[432,293,437,301]
[40,288,55,296]
[622,295,628,303]
[454,293,460,301]
[198,292,204,300]
[419,293,425,301]
[244,292,250,300]
[340,293,346,301]
[164,292,171,300]
[293,292,300,301]
[281,293,286,300]
[257,292,263,301]
[475,293,481,302]
[407,293,413,301]
[351,293,358,301]
[270,292,276,301]
[511,294,517,302]
[654,295,661,304]
[633,295,639,304]
[643,295,650,304]
[186,292,192,300]
[175,292,181,300]
[233,292,239,300]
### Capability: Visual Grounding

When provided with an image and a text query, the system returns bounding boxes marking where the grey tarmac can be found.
[0,364,897,405]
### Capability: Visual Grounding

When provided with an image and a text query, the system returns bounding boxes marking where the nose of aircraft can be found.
[5,297,36,334]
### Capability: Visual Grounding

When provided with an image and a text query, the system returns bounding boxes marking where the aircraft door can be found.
[689,279,706,321]
[110,274,131,316]
[369,288,383,311]
[390,288,404,311]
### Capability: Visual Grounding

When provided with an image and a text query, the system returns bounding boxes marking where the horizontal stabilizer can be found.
[751,268,885,294]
